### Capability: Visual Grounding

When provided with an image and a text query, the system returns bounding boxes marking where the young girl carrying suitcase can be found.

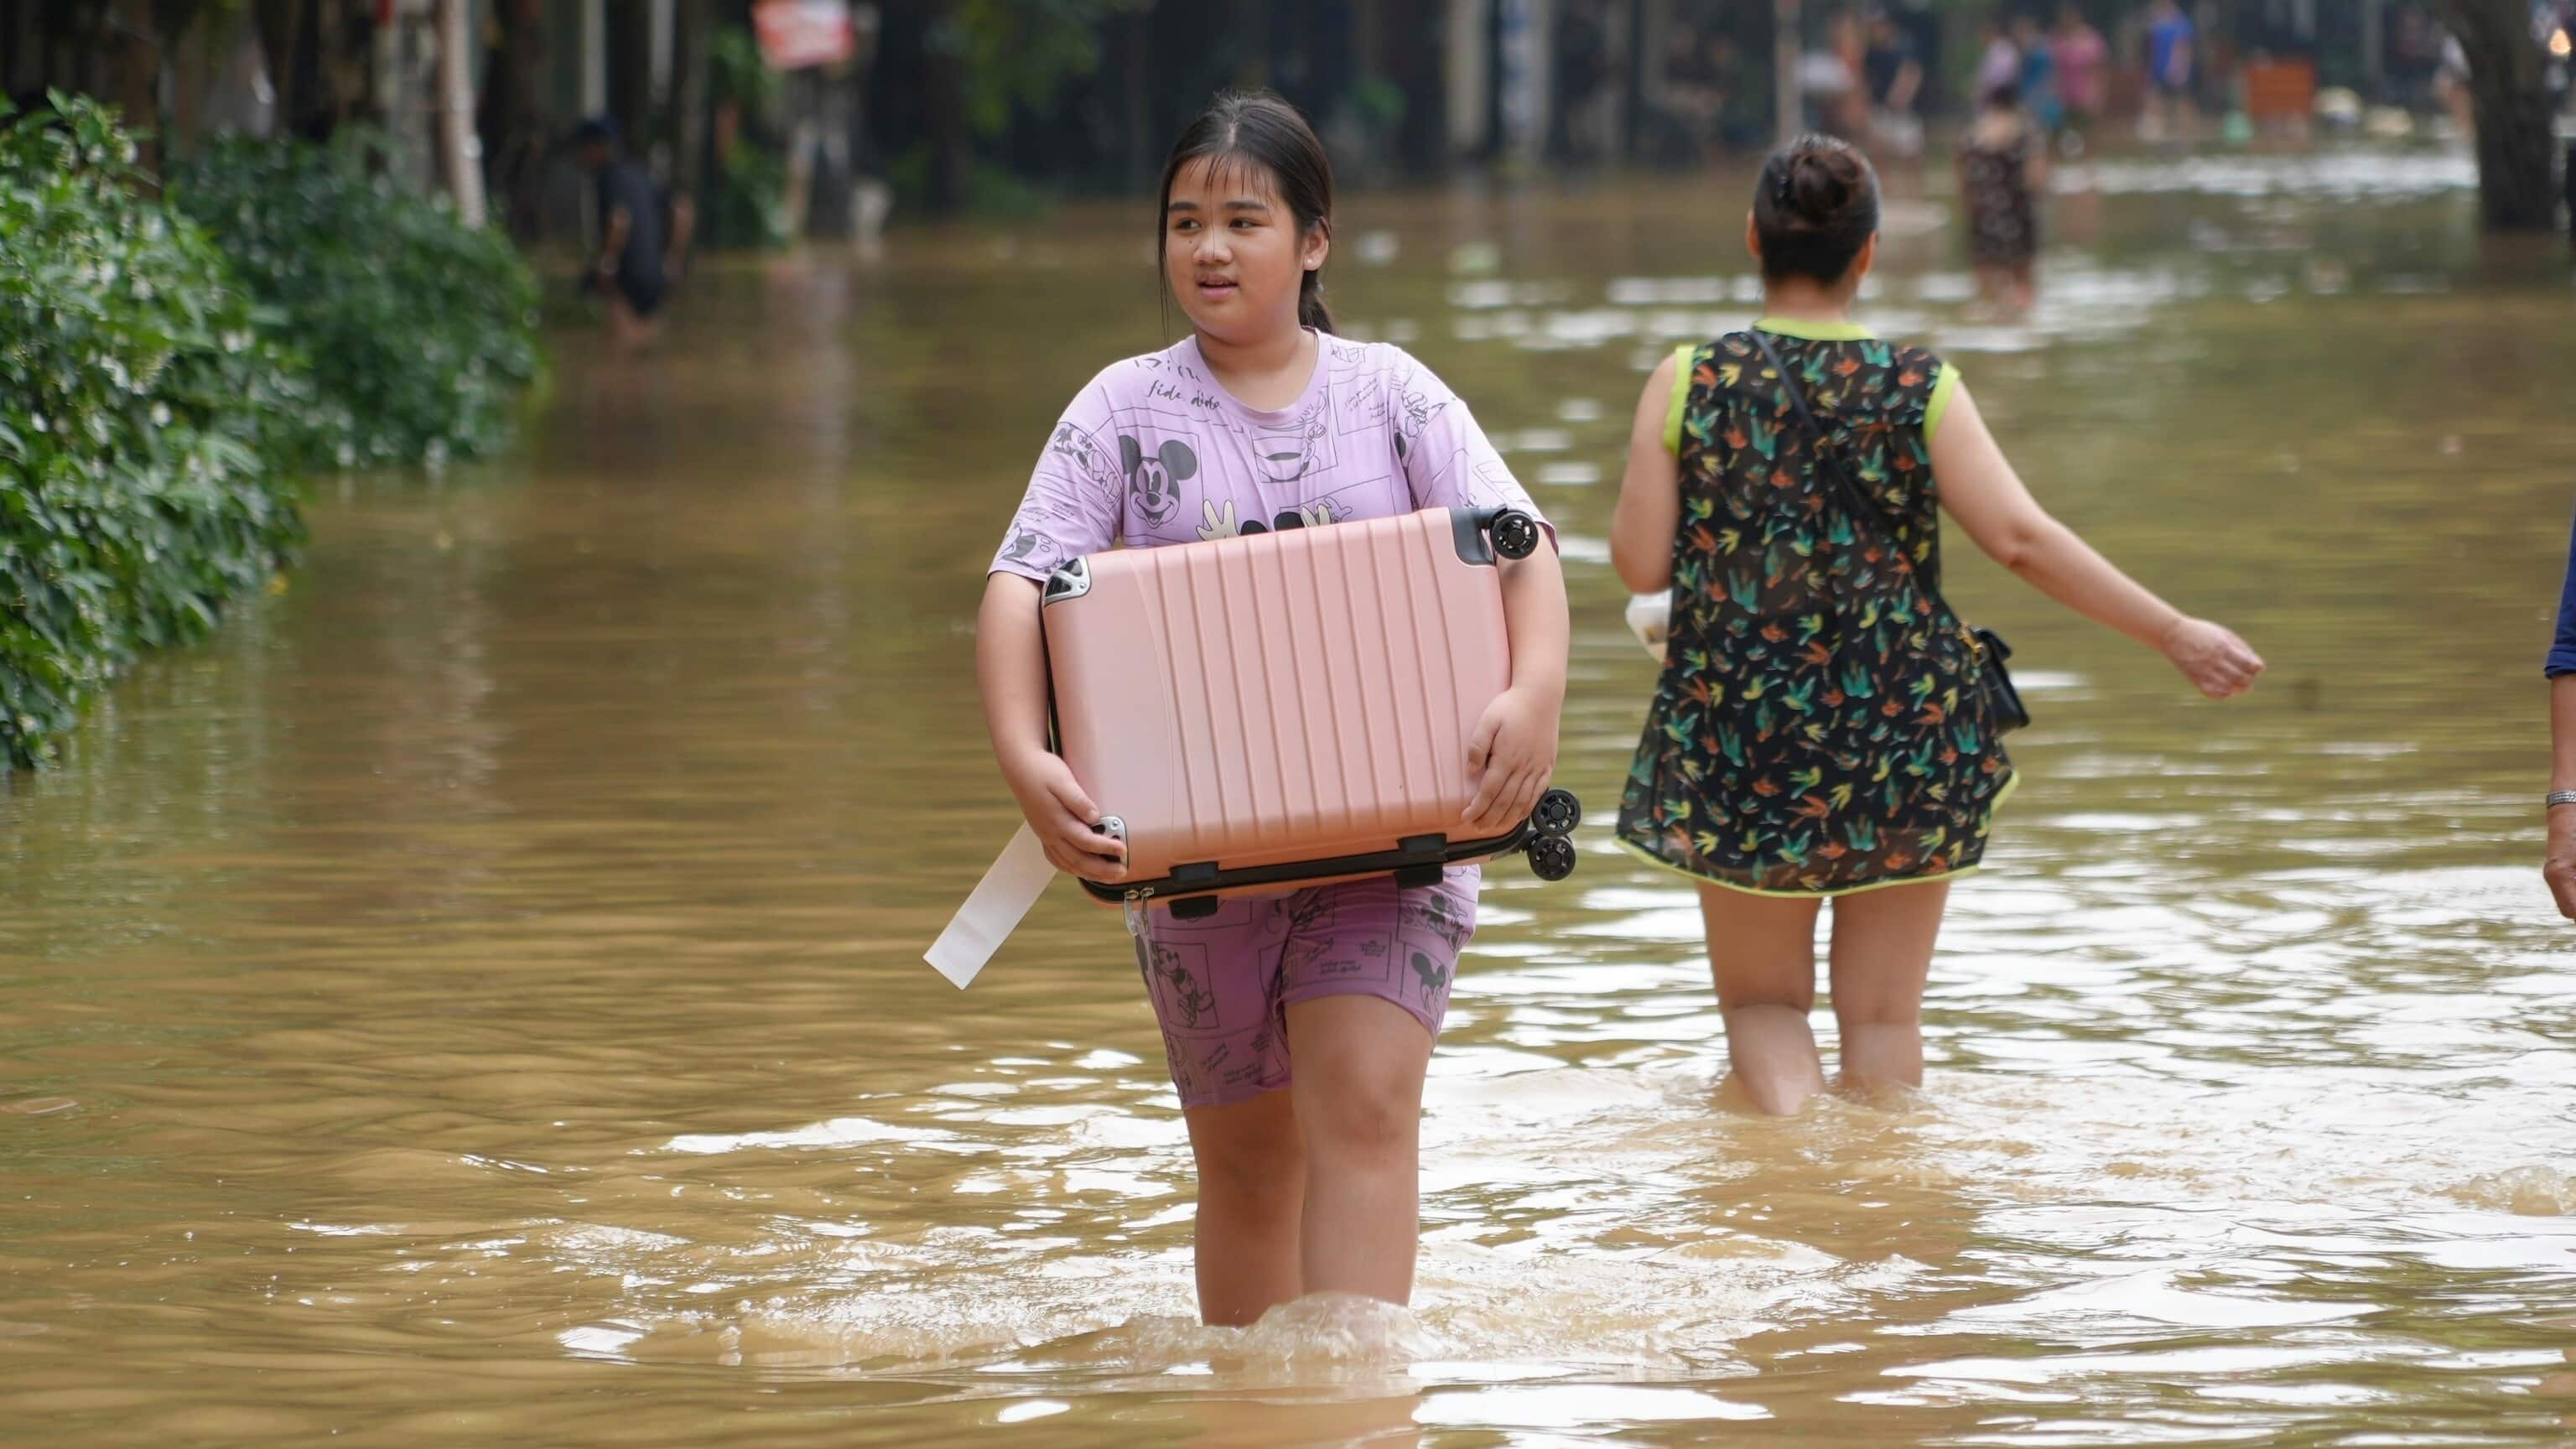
[974,92,1570,1326]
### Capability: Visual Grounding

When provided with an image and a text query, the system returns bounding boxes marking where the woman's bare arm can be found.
[1931,380,2262,698]
[1611,351,1682,595]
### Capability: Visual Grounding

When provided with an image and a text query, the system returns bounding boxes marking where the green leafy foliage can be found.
[704,137,792,250]
[0,95,308,770]
[942,0,1149,138]
[171,129,543,470]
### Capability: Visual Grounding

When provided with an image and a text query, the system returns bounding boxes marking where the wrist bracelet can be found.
[2549,790,2576,810]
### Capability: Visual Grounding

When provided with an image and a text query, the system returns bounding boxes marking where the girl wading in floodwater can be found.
[1610,135,2264,1115]
[976,92,1568,1324]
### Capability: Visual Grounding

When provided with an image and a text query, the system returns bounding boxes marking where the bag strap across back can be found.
[1746,328,1955,626]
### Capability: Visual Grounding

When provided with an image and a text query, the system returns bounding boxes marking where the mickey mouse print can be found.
[989,332,1547,584]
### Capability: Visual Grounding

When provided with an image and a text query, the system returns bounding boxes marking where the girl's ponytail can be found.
[1297,267,1335,333]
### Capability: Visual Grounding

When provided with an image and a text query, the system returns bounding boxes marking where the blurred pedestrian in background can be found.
[2142,0,2199,142]
[1978,15,2025,101]
[1802,13,1867,138]
[2016,12,2066,138]
[1961,83,2046,314]
[2052,3,2111,152]
[1864,10,1926,159]
[573,117,693,350]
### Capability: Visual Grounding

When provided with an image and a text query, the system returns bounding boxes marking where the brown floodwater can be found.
[6,150,2576,1446]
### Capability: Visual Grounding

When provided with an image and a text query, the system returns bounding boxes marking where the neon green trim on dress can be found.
[1662,342,1692,456]
[1618,769,2021,900]
[1753,315,1877,342]
[1924,361,1962,447]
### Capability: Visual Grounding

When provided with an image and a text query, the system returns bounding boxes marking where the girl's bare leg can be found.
[1182,1089,1305,1325]
[1285,994,1433,1304]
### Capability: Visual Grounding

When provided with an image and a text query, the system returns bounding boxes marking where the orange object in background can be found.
[2244,56,2317,123]
[752,0,855,71]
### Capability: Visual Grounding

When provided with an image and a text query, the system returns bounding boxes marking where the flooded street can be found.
[6,153,2576,1445]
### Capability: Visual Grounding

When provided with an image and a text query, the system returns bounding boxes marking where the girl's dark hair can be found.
[1156,91,1336,333]
[1752,135,1882,285]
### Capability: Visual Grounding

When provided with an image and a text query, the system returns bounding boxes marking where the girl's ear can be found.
[1303,219,1332,273]
[1743,210,1763,266]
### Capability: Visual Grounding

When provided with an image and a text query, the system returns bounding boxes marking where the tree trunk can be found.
[607,0,654,166]
[482,0,552,239]
[167,8,209,155]
[106,0,161,170]
[250,0,305,122]
[434,0,485,225]
[671,0,712,199]
[2437,0,2558,231]
[922,4,970,214]
[312,0,346,132]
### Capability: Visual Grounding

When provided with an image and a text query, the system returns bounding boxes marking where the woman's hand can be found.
[1000,747,1128,885]
[2547,811,2576,921]
[2158,617,2265,699]
[1462,684,1561,836]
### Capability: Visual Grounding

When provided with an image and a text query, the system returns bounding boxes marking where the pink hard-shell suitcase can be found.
[1041,506,1581,919]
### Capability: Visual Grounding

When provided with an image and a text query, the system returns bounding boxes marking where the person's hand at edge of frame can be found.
[2546,806,2576,921]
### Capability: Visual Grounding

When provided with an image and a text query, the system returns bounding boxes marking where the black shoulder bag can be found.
[1748,330,2030,736]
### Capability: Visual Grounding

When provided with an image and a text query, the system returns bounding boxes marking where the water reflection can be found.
[3,163,2573,1446]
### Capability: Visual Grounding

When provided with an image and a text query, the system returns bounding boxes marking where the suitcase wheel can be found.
[1169,896,1221,922]
[1492,510,1540,561]
[1527,833,1576,882]
[1531,787,1582,838]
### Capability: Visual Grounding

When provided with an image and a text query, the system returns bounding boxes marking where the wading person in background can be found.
[2142,0,2199,142]
[2542,508,2576,918]
[1960,83,2048,315]
[2052,3,2112,149]
[1608,136,2263,1115]
[572,118,693,350]
[1863,11,1927,161]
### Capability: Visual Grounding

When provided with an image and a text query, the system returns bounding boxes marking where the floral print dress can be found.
[1614,319,2016,897]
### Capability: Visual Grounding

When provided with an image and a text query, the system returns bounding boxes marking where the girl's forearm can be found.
[976,575,1052,771]
[2008,516,2187,653]
[1501,547,1571,703]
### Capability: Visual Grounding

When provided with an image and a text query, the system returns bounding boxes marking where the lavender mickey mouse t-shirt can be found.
[990,332,1543,582]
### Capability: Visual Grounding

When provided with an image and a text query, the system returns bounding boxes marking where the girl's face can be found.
[1163,155,1327,345]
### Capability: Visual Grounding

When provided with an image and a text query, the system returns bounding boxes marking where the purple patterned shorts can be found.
[1133,867,1478,1109]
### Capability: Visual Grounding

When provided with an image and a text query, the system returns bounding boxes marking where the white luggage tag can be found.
[922,824,1057,989]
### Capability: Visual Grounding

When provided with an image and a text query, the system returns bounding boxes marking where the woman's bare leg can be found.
[1825,880,1951,1096]
[1698,886,1829,1115]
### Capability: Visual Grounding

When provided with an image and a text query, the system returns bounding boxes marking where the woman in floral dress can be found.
[1608,136,2264,1114]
